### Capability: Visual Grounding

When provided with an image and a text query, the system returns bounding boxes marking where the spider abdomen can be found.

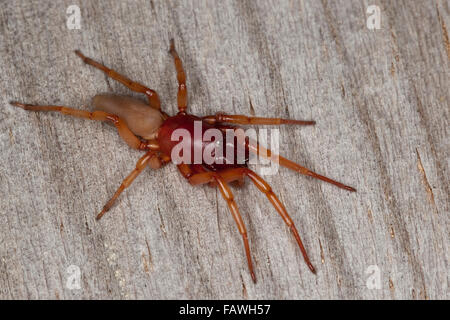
[92,94,165,139]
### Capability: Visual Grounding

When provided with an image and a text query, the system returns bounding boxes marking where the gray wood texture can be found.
[0,0,448,299]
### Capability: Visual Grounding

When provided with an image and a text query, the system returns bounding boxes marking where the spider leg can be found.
[97,151,160,220]
[216,167,316,273]
[74,50,161,110]
[202,113,315,126]
[169,39,188,113]
[10,102,145,150]
[246,138,356,192]
[177,164,256,283]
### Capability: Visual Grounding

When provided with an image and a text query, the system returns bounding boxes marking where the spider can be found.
[10,39,356,283]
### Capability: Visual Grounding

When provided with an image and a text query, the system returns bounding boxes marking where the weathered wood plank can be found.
[0,0,448,299]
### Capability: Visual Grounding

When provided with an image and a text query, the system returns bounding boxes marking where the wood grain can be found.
[0,0,448,299]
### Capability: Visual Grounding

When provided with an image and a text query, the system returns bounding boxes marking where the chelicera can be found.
[11,39,356,283]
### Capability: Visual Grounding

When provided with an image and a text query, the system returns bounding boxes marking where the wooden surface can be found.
[0,0,448,299]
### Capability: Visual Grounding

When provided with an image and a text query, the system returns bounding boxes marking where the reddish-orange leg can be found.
[97,151,161,220]
[190,167,316,274]
[75,50,161,110]
[203,115,355,191]
[202,113,316,126]
[9,102,146,150]
[169,39,188,113]
[177,164,256,282]
[247,140,356,192]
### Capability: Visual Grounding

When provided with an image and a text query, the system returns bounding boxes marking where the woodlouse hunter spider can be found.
[10,39,356,283]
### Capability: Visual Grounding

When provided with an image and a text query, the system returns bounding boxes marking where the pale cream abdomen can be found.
[92,94,164,139]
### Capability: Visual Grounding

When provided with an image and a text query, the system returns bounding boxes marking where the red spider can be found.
[11,39,356,283]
